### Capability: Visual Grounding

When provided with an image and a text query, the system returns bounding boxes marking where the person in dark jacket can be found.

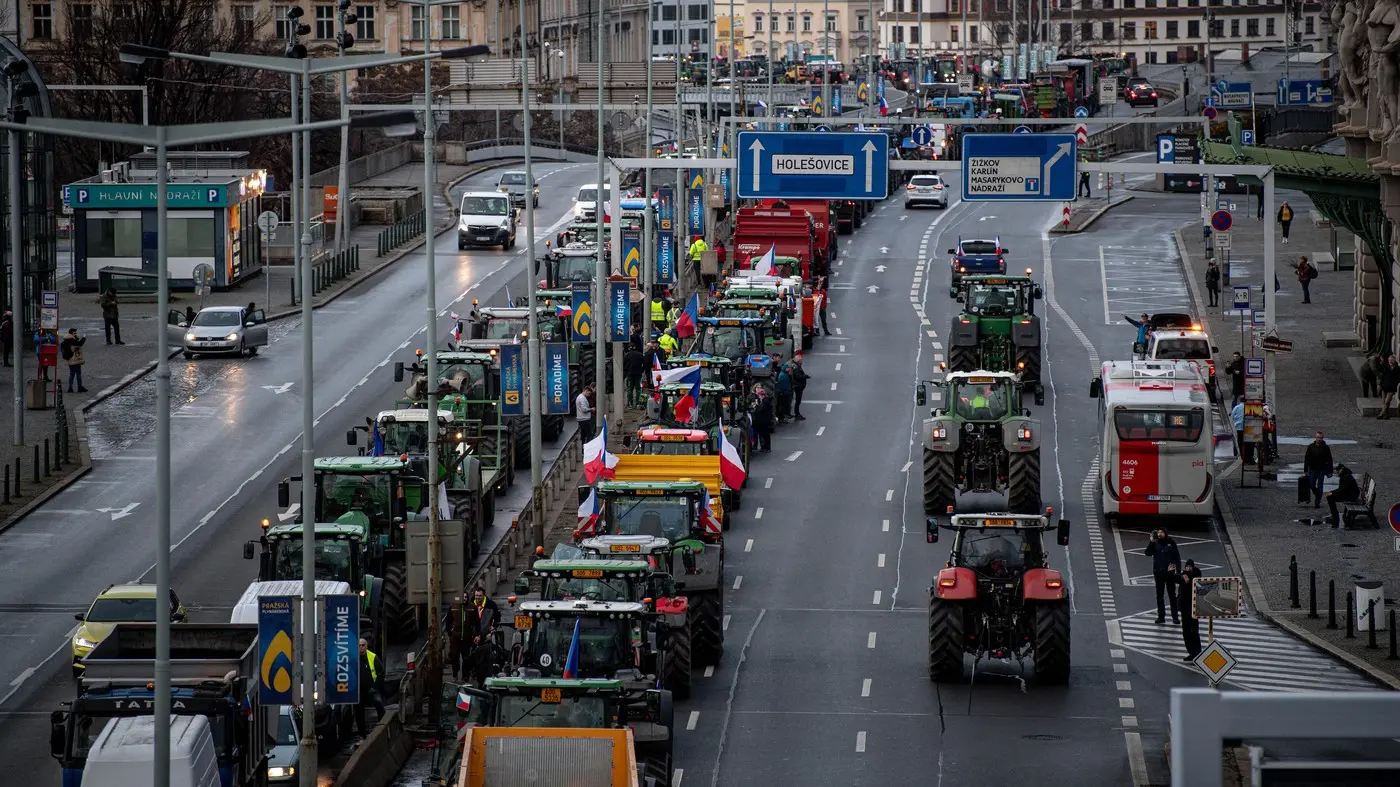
[1224,352,1245,402]
[448,587,500,684]
[0,311,11,367]
[1325,463,1361,525]
[1302,431,1333,509]
[1145,528,1182,624]
[628,325,644,353]
[99,288,124,345]
[1204,261,1221,307]
[788,355,809,420]
[1362,353,1383,398]
[623,346,646,408]
[775,362,793,423]
[750,387,774,452]
[1175,559,1204,661]
[1379,355,1400,419]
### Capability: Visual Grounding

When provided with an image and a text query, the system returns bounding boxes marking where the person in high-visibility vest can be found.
[665,304,682,327]
[658,328,679,356]
[356,638,386,735]
[687,235,708,263]
[650,297,666,326]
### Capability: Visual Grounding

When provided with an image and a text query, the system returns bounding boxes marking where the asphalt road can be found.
[0,159,604,784]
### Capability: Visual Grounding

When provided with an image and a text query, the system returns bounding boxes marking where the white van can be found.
[573,183,612,221]
[83,715,220,787]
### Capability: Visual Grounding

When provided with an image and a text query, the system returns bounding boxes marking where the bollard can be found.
[14,456,20,497]
[3,463,8,503]
[1369,598,1379,649]
[353,246,360,271]
[1327,580,1338,629]
[32,444,39,483]
[43,438,50,476]
[1346,592,1355,638]
[1389,610,1398,661]
[1308,571,1318,619]
[290,275,297,306]
[1289,555,1300,608]
[53,429,62,470]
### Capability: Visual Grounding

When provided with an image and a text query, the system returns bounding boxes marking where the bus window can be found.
[1114,410,1203,442]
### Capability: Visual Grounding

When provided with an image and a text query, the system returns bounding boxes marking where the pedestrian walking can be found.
[657,327,679,357]
[816,276,831,336]
[1205,261,1221,307]
[354,638,386,736]
[0,311,12,367]
[98,288,124,345]
[788,354,809,421]
[1176,559,1203,661]
[184,305,196,325]
[575,384,595,443]
[1145,529,1182,624]
[1277,201,1294,243]
[60,328,88,393]
[1295,255,1318,304]
[623,345,645,408]
[1255,186,1264,220]
[751,387,774,452]
[775,361,793,423]
[1325,463,1361,525]
[1380,355,1400,418]
[1078,170,1091,198]
[1302,431,1333,509]
[1225,351,1245,402]
[1231,398,1254,465]
[1362,353,1384,398]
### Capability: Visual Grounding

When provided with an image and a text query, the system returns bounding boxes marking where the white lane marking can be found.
[872,590,882,605]
[1100,245,1112,325]
[733,576,743,590]
[674,769,685,786]
[9,667,34,687]
[926,330,936,338]
[703,666,714,678]
[855,731,867,753]
[877,553,886,568]
[687,711,700,730]
[861,678,872,697]
[1116,680,1133,691]
[1121,716,1138,728]
[830,381,838,391]
[744,538,754,552]
[1119,697,1135,709]
[834,328,843,335]
[708,610,766,787]
[867,631,877,649]
[1114,663,1129,673]
[834,362,842,371]
[764,477,773,489]
[816,426,826,436]
[1126,732,1149,787]
[786,451,802,461]
[931,341,943,350]
[825,403,833,412]
[1040,223,1080,618]
[885,489,894,501]
[722,614,731,631]
[1110,649,1125,659]
[754,507,764,520]
[900,461,912,473]
[882,519,890,532]
[839,344,846,352]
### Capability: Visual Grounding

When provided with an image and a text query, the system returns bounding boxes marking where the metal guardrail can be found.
[312,246,360,295]
[377,211,426,257]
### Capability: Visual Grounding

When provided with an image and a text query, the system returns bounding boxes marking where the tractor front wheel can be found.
[927,596,966,682]
[664,622,693,700]
[1033,601,1072,684]
[923,448,956,515]
[1007,449,1042,515]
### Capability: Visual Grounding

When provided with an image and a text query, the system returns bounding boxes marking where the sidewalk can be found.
[1051,191,1135,233]
[1174,189,1400,687]
[0,160,488,531]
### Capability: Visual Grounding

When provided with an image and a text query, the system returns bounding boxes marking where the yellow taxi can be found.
[72,583,187,677]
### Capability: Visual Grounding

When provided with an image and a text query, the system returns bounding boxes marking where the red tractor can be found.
[925,510,1071,684]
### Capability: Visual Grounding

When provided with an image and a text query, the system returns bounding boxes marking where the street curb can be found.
[78,159,515,415]
[1050,194,1135,234]
[0,408,93,535]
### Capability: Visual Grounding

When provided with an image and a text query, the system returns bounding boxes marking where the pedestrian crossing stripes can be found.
[1112,611,1381,692]
[1083,457,1116,617]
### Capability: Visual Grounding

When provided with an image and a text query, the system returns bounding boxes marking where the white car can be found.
[167,305,269,359]
[905,174,949,209]
[572,183,612,221]
[458,191,517,250]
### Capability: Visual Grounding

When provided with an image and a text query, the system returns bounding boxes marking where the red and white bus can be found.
[1090,360,1214,521]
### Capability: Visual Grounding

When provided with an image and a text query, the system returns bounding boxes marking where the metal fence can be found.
[377,211,426,257]
[311,246,360,295]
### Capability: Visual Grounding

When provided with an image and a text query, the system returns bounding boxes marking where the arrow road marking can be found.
[1043,142,1071,196]
[866,285,880,294]
[879,246,889,254]
[95,502,140,521]
[277,503,301,523]
[262,383,295,395]
[862,140,877,193]
[749,138,765,192]
[874,265,887,272]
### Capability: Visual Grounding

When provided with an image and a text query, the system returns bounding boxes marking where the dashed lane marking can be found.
[830,382,838,391]
[855,731,867,753]
[816,426,826,436]
[754,507,764,520]
[764,477,773,489]
[900,461,912,472]
[867,632,877,648]
[733,576,743,590]
[687,711,700,730]
[744,539,754,552]
[872,590,882,605]
[861,678,872,697]
[785,451,803,461]
[877,553,886,568]
[704,667,714,678]
[885,489,894,501]
[882,519,890,532]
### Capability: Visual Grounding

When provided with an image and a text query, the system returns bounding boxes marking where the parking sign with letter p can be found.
[1157,135,1175,164]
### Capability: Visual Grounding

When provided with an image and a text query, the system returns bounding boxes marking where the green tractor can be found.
[653,380,752,472]
[393,350,516,488]
[241,521,388,649]
[536,244,600,289]
[693,316,796,367]
[915,371,1043,515]
[455,676,675,787]
[514,557,693,699]
[948,274,1046,403]
[575,480,725,667]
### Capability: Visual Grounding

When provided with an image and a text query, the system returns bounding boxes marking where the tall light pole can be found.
[520,0,546,558]
[595,0,607,432]
[821,0,830,121]
[334,1,358,253]
[3,65,33,446]
[644,0,656,340]
[767,0,775,115]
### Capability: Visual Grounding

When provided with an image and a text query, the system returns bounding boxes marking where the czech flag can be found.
[561,617,582,679]
[582,416,620,484]
[674,373,702,425]
[654,362,700,390]
[456,690,474,712]
[879,94,890,116]
[449,312,462,344]
[556,304,572,317]
[699,487,722,536]
[753,245,777,276]
[577,486,601,535]
[718,416,747,490]
[675,293,700,339]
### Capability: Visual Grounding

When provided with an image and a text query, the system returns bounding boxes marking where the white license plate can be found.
[477,236,493,241]
[1146,494,1170,502]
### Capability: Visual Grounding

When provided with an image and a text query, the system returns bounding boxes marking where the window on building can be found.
[69,3,94,37]
[1188,19,1199,36]
[802,14,811,33]
[233,4,255,37]
[31,3,52,39]
[893,25,903,43]
[1102,0,1113,8]
[951,0,960,11]
[895,0,904,12]
[1265,17,1274,36]
[1166,20,1178,38]
[1123,21,1136,39]
[167,217,216,258]
[1209,19,1223,37]
[827,13,837,31]
[1230,18,1239,36]
[662,28,674,44]
[85,216,143,258]
[687,4,707,21]
[356,5,375,39]
[1167,0,1178,6]
[687,28,700,42]
[1187,0,1198,5]
[410,6,425,39]
[1305,15,1314,34]
[969,24,978,42]
[653,29,658,45]
[951,25,959,43]
[1102,20,1113,39]
[274,5,291,39]
[1145,49,1157,64]
[1146,0,1156,6]
[1059,22,1070,41]
[1123,0,1134,8]
[442,5,460,39]
[909,25,920,44]
[911,0,921,12]
[754,14,762,32]
[315,5,334,39]
[1145,20,1157,39]
[785,14,793,32]
[1245,17,1258,36]
[856,14,866,32]
[661,5,676,21]
[770,14,777,30]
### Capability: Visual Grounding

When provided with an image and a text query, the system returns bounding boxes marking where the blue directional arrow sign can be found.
[1074,106,1089,119]
[962,133,1077,202]
[911,126,934,146]
[737,131,889,200]
[1277,78,1333,106]
[1013,125,1032,134]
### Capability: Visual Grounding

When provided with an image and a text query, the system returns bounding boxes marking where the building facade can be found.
[739,0,880,64]
[649,0,713,59]
[0,37,58,337]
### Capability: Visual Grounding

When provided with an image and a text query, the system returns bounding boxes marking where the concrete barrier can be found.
[333,710,414,787]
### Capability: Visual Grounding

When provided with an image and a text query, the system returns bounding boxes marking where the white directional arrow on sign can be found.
[880,246,889,254]
[862,140,877,193]
[866,285,880,294]
[749,139,765,192]
[874,264,887,272]
[1043,142,1071,196]
[277,503,301,523]
[96,502,140,521]
[262,383,295,395]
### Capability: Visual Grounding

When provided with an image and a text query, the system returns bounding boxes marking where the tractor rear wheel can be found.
[1014,346,1041,387]
[664,622,693,700]
[1033,601,1071,684]
[382,563,419,644]
[689,592,724,667]
[948,345,977,373]
[640,753,673,787]
[927,596,966,682]
[511,416,532,469]
[923,448,956,515]
[1007,449,1041,514]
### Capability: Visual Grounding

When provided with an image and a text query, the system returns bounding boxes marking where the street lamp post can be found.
[519,0,547,578]
[595,0,606,434]
[1,108,415,787]
[335,1,359,253]
[644,0,656,341]
[3,64,35,447]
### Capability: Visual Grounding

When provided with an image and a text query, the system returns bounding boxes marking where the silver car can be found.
[167,305,269,359]
[905,174,949,209]
[496,170,539,208]
[265,705,300,783]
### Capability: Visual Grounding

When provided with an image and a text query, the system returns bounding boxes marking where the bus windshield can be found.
[1114,410,1204,442]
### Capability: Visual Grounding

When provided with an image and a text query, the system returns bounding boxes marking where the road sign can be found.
[1245,358,1264,377]
[1211,210,1233,232]
[1203,105,1218,120]
[813,125,831,132]
[1194,640,1239,686]
[1277,78,1333,106]
[1075,123,1088,146]
[1013,125,1032,134]
[911,126,934,146]
[1156,134,1201,165]
[257,210,279,236]
[1212,82,1253,109]
[1074,105,1089,119]
[956,74,974,93]
[1260,335,1293,353]
[737,131,889,200]
[962,133,1077,202]
[1214,231,1231,249]
[1241,129,1255,146]
[1232,286,1251,310]
[1389,504,1400,535]
[1099,80,1117,104]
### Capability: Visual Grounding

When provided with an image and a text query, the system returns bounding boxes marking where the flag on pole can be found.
[674,373,702,425]
[437,481,452,520]
[879,94,890,116]
[753,245,777,276]
[717,416,747,490]
[576,486,601,534]
[699,487,723,535]
[450,312,462,344]
[582,416,620,483]
[675,293,701,339]
[561,617,582,678]
[653,362,700,390]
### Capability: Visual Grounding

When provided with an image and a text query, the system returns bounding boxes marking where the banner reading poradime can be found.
[257,596,295,705]
[500,343,524,415]
[323,594,359,706]
[544,343,570,415]
[687,170,705,237]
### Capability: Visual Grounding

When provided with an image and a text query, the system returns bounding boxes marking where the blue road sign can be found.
[657,231,676,284]
[1157,135,1176,164]
[1232,285,1251,311]
[1245,358,1264,377]
[608,279,630,343]
[1213,82,1253,109]
[1013,125,1032,134]
[1241,129,1255,146]
[813,125,831,132]
[832,88,843,115]
[911,126,934,146]
[544,343,570,415]
[737,131,889,200]
[961,133,1078,202]
[1276,78,1333,106]
[1074,106,1089,119]
[323,595,359,706]
[1211,210,1233,232]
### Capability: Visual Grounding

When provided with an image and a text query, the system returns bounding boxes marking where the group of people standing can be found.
[1145,529,1206,662]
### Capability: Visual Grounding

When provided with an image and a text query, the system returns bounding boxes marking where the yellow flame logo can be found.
[858,83,869,101]
[260,629,295,694]
[812,97,824,116]
[690,173,704,189]
[573,300,593,337]
[624,246,641,278]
